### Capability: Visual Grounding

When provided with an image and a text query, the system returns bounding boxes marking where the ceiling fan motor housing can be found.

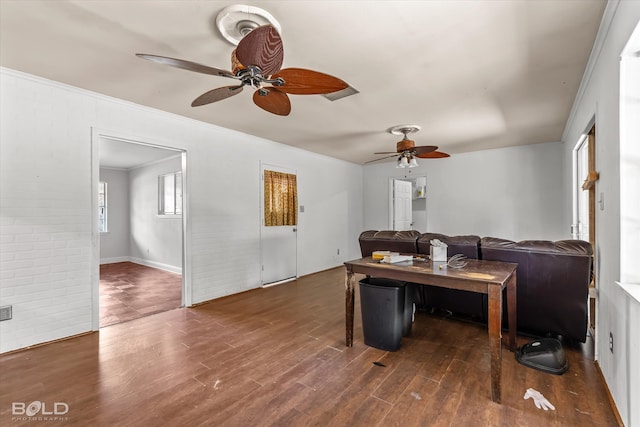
[397,138,416,152]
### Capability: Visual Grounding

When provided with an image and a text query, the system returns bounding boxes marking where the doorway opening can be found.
[388,175,427,232]
[91,131,189,329]
[572,124,597,336]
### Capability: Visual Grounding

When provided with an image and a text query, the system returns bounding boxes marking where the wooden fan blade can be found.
[416,151,450,159]
[136,54,233,77]
[235,25,283,76]
[413,145,438,155]
[253,88,291,116]
[191,85,243,107]
[273,68,348,95]
[365,154,398,164]
[373,151,399,155]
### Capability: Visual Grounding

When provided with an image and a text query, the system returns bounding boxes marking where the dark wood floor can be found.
[100,262,182,327]
[0,267,619,426]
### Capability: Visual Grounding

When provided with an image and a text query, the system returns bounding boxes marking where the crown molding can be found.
[562,0,621,141]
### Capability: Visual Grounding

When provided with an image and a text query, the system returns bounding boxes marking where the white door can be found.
[393,179,413,230]
[260,164,297,285]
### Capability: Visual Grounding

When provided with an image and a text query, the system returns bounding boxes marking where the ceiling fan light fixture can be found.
[216,5,281,46]
[368,123,448,166]
[397,156,409,168]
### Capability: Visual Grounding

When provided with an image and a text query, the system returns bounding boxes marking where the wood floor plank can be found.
[379,375,440,426]
[371,356,425,403]
[0,267,621,426]
[99,262,182,327]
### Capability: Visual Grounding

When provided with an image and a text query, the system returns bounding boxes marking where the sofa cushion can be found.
[480,237,593,256]
[358,230,421,257]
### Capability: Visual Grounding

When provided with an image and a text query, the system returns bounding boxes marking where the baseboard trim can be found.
[129,257,182,275]
[297,265,345,279]
[100,256,129,265]
[0,331,96,356]
[262,277,296,288]
[594,360,625,426]
[190,288,261,307]
[100,256,181,274]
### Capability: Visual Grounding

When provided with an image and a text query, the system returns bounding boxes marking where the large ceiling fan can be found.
[136,24,348,116]
[366,125,450,167]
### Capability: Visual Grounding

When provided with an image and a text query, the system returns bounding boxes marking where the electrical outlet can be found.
[337,249,340,255]
[609,331,614,353]
[0,305,12,321]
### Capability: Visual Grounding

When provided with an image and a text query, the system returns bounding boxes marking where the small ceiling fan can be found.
[136,24,348,116]
[366,125,450,167]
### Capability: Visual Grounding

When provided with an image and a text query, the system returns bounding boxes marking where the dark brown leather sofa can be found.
[480,237,593,343]
[357,230,593,342]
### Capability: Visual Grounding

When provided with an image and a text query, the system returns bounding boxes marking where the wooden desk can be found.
[344,256,517,403]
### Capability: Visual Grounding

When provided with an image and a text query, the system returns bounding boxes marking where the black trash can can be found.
[359,277,411,351]
[403,283,415,337]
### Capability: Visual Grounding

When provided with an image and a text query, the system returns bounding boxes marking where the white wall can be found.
[363,141,566,242]
[99,167,129,262]
[129,156,182,272]
[0,68,363,353]
[560,2,640,425]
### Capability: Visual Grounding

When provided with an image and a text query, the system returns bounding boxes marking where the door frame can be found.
[90,128,191,331]
[571,122,597,337]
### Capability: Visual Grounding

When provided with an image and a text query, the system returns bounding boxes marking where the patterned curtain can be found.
[264,170,297,226]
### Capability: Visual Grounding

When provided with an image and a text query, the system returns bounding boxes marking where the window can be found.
[620,23,640,285]
[264,170,297,226]
[98,181,108,233]
[159,171,182,216]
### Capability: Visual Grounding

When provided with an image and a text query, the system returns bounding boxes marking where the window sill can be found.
[157,214,182,219]
[616,281,640,304]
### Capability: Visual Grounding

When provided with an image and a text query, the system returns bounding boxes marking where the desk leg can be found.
[507,273,517,352]
[488,284,502,403]
[345,268,355,347]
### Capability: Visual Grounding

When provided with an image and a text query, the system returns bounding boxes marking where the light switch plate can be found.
[599,192,605,210]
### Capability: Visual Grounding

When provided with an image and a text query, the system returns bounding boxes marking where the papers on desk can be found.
[380,253,414,264]
[372,250,393,260]
[372,251,413,263]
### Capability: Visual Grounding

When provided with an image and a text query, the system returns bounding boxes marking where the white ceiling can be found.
[0,1,606,165]
[99,138,182,170]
